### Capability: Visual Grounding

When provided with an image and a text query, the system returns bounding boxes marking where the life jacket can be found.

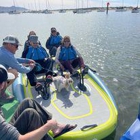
[26,46,49,60]
[49,35,62,46]
[59,46,77,61]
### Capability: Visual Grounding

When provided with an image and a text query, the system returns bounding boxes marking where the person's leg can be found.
[50,47,57,57]
[10,98,52,124]
[11,108,52,140]
[44,58,54,71]
[26,69,38,86]
[72,57,85,69]
[60,61,74,74]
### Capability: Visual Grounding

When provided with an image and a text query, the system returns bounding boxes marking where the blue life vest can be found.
[59,46,77,61]
[50,36,62,45]
[26,46,49,60]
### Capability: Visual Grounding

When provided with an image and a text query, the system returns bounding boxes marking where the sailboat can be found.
[115,0,127,12]
[59,0,66,13]
[43,0,53,14]
[131,0,139,13]
[97,0,105,12]
[9,0,20,14]
[73,0,87,14]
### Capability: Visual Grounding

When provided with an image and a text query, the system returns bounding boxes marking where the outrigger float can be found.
[2,66,118,140]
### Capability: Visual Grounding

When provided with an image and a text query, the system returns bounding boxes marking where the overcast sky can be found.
[0,0,139,10]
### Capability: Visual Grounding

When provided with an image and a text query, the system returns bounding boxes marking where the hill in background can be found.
[0,6,27,13]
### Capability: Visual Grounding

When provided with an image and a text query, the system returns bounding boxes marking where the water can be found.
[0,10,140,140]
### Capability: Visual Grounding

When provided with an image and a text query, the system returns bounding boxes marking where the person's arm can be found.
[5,56,33,73]
[55,47,64,70]
[21,48,29,58]
[18,119,56,140]
[55,47,61,64]
[46,37,51,49]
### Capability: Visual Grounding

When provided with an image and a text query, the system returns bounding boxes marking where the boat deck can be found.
[23,74,110,131]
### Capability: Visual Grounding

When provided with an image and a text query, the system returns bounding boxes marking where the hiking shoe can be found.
[35,83,43,92]
[46,71,57,77]
[35,83,50,100]
[45,75,53,84]
[41,91,50,100]
[0,92,14,105]
[72,71,79,77]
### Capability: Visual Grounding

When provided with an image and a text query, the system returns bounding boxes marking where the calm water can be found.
[0,10,140,140]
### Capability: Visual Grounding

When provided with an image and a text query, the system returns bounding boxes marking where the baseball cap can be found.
[3,35,22,46]
[29,35,39,44]
[0,65,15,83]
[51,27,56,32]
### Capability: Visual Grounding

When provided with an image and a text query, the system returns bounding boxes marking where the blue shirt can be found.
[0,46,32,73]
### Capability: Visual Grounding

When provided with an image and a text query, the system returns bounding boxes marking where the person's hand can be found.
[60,64,65,71]
[28,59,36,65]
[47,119,57,130]
[29,63,35,69]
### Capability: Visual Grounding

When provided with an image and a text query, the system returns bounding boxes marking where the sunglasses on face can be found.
[64,41,70,43]
[51,31,56,33]
[11,43,18,48]
[33,42,38,45]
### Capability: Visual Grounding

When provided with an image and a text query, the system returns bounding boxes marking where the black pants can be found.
[27,58,54,86]
[49,46,57,57]
[10,98,52,140]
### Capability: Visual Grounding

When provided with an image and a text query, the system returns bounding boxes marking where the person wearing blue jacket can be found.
[46,27,62,57]
[0,35,35,103]
[22,35,54,93]
[24,31,41,52]
[55,36,85,75]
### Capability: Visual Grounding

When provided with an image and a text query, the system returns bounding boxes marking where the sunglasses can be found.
[64,41,70,43]
[51,31,56,33]
[33,42,38,45]
[11,43,18,48]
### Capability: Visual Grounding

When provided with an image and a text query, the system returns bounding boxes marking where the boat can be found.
[132,0,139,13]
[8,0,20,14]
[120,104,140,140]
[115,7,127,12]
[73,0,89,14]
[131,7,139,13]
[9,10,20,14]
[97,8,105,12]
[97,0,105,12]
[115,0,127,12]
[44,0,53,14]
[59,0,66,13]
[2,66,118,140]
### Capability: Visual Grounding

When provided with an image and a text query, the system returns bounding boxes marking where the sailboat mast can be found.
[102,0,103,7]
[122,0,124,7]
[137,0,139,7]
[62,0,63,9]
[34,0,37,11]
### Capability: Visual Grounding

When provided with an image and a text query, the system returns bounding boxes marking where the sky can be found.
[0,0,139,10]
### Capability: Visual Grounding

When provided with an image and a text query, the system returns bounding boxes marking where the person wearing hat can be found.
[0,35,35,103]
[0,65,15,104]
[23,31,41,52]
[46,27,62,57]
[22,35,55,99]
[0,65,77,140]
[55,36,85,76]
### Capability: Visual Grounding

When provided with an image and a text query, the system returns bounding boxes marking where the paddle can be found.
[84,65,96,73]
